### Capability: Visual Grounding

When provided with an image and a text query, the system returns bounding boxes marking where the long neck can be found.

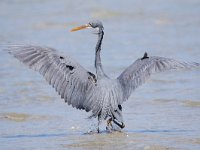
[95,30,106,79]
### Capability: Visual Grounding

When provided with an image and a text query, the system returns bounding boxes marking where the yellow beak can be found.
[71,24,91,32]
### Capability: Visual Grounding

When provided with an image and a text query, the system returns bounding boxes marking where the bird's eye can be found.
[88,23,93,27]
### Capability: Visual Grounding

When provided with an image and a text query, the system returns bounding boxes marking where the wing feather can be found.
[117,55,200,101]
[6,44,96,112]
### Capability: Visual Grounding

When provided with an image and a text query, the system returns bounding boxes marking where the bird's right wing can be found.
[117,55,199,102]
[6,44,97,112]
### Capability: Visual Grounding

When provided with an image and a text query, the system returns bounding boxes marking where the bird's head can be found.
[71,20,104,34]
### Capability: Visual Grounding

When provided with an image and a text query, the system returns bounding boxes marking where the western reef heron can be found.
[5,20,200,133]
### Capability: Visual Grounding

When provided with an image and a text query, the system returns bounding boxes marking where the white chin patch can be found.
[95,27,100,31]
[92,27,100,34]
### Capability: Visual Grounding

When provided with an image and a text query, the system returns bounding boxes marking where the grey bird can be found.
[5,20,199,133]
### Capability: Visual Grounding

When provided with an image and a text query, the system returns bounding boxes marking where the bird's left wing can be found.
[5,44,97,112]
[117,53,199,102]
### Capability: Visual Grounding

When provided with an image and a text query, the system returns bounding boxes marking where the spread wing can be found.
[117,54,200,101]
[6,44,97,112]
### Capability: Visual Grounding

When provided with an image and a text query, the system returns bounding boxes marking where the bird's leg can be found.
[107,118,113,127]
[106,118,113,131]
[97,123,100,133]
[97,114,100,133]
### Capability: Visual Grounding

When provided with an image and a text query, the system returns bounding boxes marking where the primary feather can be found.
[117,54,199,102]
[6,44,97,112]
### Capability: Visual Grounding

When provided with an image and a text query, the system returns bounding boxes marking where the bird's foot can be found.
[106,126,113,133]
[85,128,100,134]
[97,127,100,133]
[106,118,113,132]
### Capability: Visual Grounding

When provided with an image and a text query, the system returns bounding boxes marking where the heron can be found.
[6,20,199,133]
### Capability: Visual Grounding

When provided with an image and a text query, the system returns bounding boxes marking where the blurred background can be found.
[0,0,200,149]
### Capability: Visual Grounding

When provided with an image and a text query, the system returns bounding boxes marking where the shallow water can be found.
[0,0,200,149]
